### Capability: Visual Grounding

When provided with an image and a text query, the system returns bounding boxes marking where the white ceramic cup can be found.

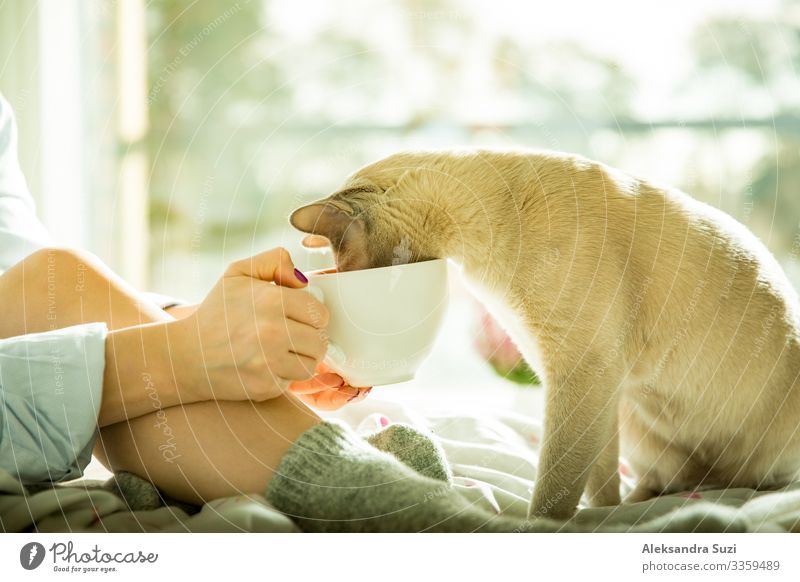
[305,258,449,387]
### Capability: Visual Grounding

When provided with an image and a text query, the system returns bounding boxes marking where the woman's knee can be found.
[8,246,155,332]
[23,246,104,281]
[16,246,101,295]
[0,247,106,336]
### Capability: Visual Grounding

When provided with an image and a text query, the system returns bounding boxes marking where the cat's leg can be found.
[585,400,621,507]
[618,396,691,503]
[529,352,620,519]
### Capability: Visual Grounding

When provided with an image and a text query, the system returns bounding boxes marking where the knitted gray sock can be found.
[366,423,453,484]
[104,471,162,511]
[266,421,566,532]
[103,471,199,515]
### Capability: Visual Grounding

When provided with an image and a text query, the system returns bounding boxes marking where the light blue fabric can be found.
[0,92,53,272]
[0,94,107,484]
[0,323,107,483]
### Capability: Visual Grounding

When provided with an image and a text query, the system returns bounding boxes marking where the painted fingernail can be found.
[294,268,308,283]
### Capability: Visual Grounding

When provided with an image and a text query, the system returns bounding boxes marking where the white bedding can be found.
[3,396,800,532]
[333,398,800,532]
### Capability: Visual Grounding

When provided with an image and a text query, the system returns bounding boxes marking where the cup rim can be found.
[307,257,447,279]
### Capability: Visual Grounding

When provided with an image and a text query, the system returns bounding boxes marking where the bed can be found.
[3,395,800,533]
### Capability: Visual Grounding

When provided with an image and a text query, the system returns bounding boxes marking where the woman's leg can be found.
[0,247,319,504]
[99,395,319,504]
[0,247,170,337]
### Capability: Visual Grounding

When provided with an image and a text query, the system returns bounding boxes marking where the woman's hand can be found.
[172,248,330,403]
[289,363,372,411]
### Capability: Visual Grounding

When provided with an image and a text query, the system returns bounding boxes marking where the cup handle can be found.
[304,285,347,372]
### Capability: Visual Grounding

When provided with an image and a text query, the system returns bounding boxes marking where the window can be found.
[144,0,800,302]
[3,0,798,399]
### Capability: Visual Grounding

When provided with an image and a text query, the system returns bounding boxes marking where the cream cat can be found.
[290,149,800,519]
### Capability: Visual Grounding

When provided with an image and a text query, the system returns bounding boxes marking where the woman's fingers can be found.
[276,287,329,329]
[295,385,371,411]
[283,319,328,360]
[226,247,305,288]
[288,372,344,394]
[275,352,318,382]
[297,389,353,411]
[301,234,331,249]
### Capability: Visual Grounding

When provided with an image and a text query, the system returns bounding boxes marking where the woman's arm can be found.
[99,248,330,425]
[163,303,198,319]
[0,245,330,483]
[99,320,193,426]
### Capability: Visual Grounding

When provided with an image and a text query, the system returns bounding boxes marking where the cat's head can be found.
[289,152,452,271]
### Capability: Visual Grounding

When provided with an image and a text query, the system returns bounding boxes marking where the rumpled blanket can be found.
[2,399,799,532]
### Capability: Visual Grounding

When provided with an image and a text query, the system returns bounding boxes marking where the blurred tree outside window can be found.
[144,0,800,307]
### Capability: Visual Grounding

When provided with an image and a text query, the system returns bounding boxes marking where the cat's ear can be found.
[290,200,358,239]
[289,200,369,269]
